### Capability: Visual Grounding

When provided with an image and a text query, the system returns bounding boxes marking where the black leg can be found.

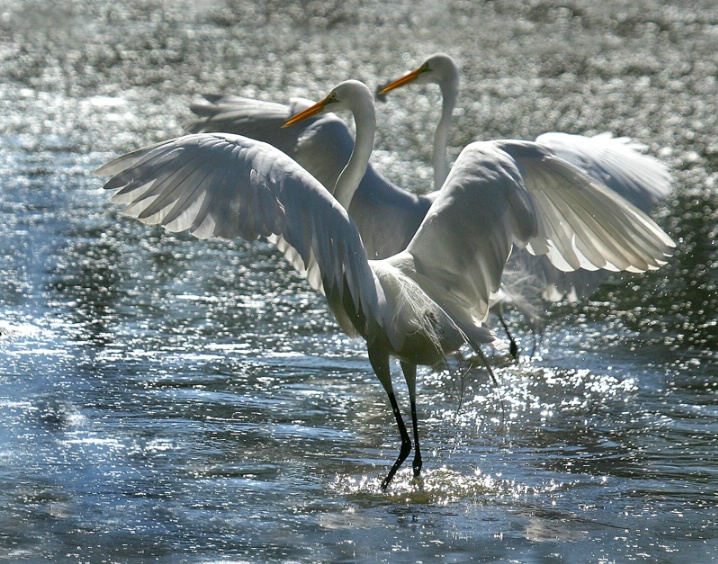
[498,313,519,360]
[400,362,422,478]
[368,347,411,489]
[381,390,412,489]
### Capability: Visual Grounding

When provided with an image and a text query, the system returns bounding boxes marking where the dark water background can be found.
[1,1,717,561]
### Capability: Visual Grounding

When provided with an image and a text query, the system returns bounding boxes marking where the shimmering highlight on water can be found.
[1,0,717,562]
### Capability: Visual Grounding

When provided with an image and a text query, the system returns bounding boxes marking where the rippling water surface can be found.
[1,1,717,561]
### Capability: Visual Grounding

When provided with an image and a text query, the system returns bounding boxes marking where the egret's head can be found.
[378,53,458,96]
[283,80,372,127]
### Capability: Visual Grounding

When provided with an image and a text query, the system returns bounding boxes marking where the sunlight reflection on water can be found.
[332,466,558,505]
[1,0,717,561]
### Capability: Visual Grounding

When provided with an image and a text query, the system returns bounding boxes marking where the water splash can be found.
[331,466,564,506]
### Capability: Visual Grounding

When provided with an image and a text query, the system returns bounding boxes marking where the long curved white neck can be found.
[333,91,376,211]
[433,73,459,191]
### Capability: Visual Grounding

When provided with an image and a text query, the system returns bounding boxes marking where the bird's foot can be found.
[380,438,412,490]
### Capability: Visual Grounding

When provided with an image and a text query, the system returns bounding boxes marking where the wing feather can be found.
[185,93,433,261]
[186,96,296,152]
[515,132,675,300]
[499,141,674,271]
[536,132,672,211]
[96,132,382,335]
[404,140,674,324]
[186,94,354,194]
[406,142,538,323]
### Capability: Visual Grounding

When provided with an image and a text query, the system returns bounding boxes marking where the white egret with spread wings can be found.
[98,80,674,488]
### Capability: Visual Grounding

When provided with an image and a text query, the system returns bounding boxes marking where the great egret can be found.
[378,53,674,306]
[98,80,674,488]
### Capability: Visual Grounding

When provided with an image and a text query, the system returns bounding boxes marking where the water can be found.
[1,0,717,561]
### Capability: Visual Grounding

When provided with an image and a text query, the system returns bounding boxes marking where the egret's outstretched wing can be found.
[187,95,297,150]
[536,132,672,212]
[186,95,354,193]
[498,140,675,273]
[521,132,674,302]
[405,141,539,325]
[404,140,675,324]
[96,132,382,334]
[186,94,432,261]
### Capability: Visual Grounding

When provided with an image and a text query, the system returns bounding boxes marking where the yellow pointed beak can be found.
[282,98,328,128]
[377,67,423,96]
